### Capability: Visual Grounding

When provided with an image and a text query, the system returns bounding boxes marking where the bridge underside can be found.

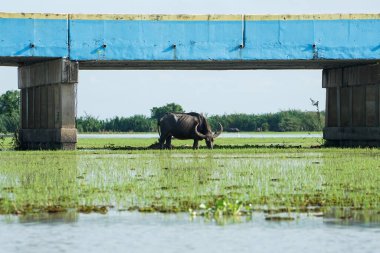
[1,57,378,70]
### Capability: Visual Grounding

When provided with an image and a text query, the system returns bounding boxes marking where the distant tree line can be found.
[77,103,324,133]
[76,103,185,132]
[0,92,324,134]
[77,114,156,132]
[207,110,324,132]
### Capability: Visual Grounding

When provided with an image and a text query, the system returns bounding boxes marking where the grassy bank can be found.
[77,133,323,149]
[1,132,323,150]
[1,137,379,216]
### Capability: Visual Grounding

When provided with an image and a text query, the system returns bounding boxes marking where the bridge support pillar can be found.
[18,59,78,150]
[323,64,380,147]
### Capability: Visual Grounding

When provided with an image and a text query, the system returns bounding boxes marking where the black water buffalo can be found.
[158,112,223,149]
[226,127,240,133]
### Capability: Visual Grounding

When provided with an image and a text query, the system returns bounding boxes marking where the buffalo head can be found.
[194,123,223,149]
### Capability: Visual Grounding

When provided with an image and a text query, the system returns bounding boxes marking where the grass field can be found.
[0,134,379,217]
[76,133,323,149]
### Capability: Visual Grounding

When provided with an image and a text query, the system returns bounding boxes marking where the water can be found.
[78,132,322,139]
[1,211,379,253]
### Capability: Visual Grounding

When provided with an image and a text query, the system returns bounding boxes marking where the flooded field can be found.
[2,149,379,214]
[0,137,379,252]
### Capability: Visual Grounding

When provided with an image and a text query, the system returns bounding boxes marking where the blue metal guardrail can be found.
[0,13,379,61]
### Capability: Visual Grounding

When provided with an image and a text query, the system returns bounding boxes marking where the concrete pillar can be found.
[18,58,78,150]
[323,63,380,146]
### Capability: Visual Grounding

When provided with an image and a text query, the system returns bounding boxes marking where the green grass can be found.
[1,132,323,150]
[77,135,323,149]
[1,137,379,216]
[0,136,15,150]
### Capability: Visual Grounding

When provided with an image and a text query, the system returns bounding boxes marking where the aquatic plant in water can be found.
[0,141,379,217]
[189,198,244,218]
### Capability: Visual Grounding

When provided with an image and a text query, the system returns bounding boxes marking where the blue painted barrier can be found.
[0,13,379,62]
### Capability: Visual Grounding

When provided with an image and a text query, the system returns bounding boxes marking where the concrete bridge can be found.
[1,12,380,149]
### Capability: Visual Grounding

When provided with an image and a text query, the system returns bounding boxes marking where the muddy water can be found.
[1,211,379,253]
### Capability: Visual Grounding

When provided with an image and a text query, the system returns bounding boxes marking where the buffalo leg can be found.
[193,139,199,149]
[165,136,172,149]
[159,133,168,149]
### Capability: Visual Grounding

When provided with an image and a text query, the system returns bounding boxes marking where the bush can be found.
[0,90,20,133]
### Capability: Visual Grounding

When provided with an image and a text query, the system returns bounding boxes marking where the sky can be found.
[1,0,379,118]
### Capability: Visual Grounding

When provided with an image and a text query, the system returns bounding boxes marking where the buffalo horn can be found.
[213,123,223,138]
[194,123,207,139]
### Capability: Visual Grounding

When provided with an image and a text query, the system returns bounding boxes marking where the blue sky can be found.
[1,0,379,118]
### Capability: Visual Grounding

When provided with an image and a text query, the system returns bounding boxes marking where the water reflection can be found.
[1,211,379,253]
[5,208,380,227]
[18,210,78,224]
[323,208,380,227]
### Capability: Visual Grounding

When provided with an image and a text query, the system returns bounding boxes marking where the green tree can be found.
[0,90,19,115]
[76,113,103,132]
[0,90,20,133]
[150,103,185,121]
[278,115,301,131]
[261,122,270,131]
[124,115,154,132]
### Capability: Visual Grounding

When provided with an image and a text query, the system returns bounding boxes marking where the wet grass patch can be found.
[0,139,379,220]
[77,136,322,150]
